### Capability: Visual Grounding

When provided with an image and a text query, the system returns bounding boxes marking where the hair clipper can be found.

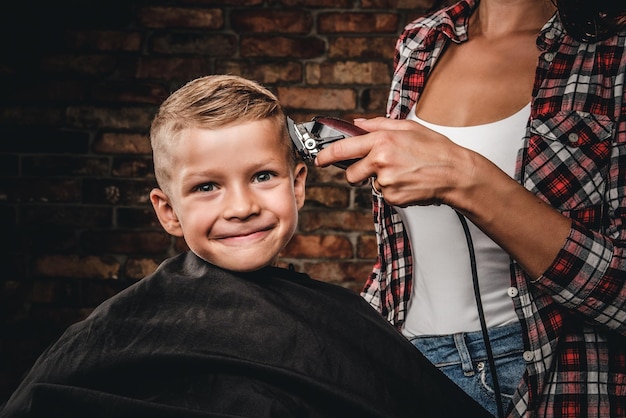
[287,116,368,169]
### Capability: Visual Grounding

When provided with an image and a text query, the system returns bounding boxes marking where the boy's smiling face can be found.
[150,118,307,272]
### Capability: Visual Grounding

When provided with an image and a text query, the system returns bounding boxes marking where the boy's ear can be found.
[293,162,307,210]
[150,188,184,237]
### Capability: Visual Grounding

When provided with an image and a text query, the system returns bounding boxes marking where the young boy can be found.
[0,75,490,418]
[148,75,307,274]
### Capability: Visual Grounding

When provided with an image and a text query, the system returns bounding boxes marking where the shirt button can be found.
[568,132,579,144]
[507,287,519,297]
[545,31,555,40]
[523,351,534,362]
[544,52,555,62]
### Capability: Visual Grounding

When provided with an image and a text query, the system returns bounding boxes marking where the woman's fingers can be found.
[354,116,418,132]
[314,133,374,168]
[314,117,417,168]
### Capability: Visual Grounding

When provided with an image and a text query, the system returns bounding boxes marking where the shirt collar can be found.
[403,0,478,50]
[537,13,566,51]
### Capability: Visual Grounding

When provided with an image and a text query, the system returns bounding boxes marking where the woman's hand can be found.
[315,117,477,209]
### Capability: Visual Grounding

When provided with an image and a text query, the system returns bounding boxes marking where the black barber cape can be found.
[1,251,490,418]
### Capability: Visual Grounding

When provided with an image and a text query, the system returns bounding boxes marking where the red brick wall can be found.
[0,0,452,402]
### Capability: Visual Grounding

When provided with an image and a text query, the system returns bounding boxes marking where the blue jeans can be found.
[409,322,525,417]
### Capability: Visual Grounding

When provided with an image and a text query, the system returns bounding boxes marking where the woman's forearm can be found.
[446,152,572,279]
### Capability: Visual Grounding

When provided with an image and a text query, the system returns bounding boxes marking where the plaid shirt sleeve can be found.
[363,1,626,416]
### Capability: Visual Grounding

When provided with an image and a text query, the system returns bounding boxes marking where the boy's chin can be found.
[192,250,276,273]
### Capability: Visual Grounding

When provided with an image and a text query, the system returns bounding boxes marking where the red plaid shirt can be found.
[361,1,626,416]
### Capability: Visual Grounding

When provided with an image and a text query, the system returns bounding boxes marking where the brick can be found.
[137,57,214,80]
[34,255,121,279]
[281,0,352,6]
[82,179,155,205]
[81,231,171,254]
[215,61,302,84]
[90,81,169,105]
[328,36,396,59]
[405,10,439,23]
[149,33,235,55]
[341,112,384,120]
[174,237,190,253]
[306,60,391,85]
[277,87,356,110]
[318,12,400,34]
[361,0,440,9]
[138,7,223,29]
[361,87,390,111]
[21,156,110,177]
[66,106,154,130]
[357,234,377,258]
[272,258,294,269]
[241,36,325,58]
[93,133,152,155]
[124,257,161,280]
[302,261,373,289]
[281,234,353,258]
[112,157,154,178]
[355,187,375,209]
[298,210,374,232]
[304,185,350,208]
[304,164,349,184]
[232,10,312,33]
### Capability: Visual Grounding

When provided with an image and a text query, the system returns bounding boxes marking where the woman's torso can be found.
[399,103,530,336]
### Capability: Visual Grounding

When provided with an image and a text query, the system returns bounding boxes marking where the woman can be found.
[316,0,626,417]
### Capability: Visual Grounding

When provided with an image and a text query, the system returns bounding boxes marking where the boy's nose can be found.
[222,187,261,219]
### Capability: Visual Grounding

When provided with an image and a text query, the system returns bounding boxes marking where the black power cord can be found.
[456,211,505,418]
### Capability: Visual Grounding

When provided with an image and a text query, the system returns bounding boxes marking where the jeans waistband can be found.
[409,321,524,370]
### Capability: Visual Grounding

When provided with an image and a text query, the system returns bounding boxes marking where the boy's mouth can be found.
[214,226,273,243]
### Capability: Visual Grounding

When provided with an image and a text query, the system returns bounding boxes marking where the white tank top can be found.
[399,104,530,337]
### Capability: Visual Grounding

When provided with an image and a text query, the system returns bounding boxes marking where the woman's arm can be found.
[315,116,626,334]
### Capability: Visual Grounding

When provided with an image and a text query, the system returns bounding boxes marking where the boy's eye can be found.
[195,183,216,192]
[253,171,274,183]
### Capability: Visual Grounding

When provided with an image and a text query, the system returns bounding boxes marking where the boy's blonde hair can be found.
[150,75,295,193]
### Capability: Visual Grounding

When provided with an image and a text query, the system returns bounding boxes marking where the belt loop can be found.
[453,333,475,376]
